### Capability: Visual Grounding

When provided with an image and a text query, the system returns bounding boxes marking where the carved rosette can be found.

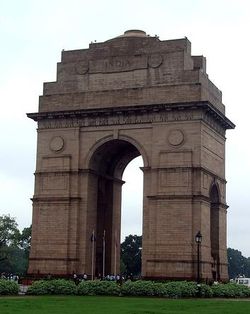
[49,136,64,152]
[148,54,163,68]
[167,129,184,146]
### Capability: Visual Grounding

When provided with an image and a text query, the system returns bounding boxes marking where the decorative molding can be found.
[31,196,81,202]
[150,165,226,184]
[27,101,235,135]
[29,257,79,261]
[147,194,228,209]
[146,259,228,267]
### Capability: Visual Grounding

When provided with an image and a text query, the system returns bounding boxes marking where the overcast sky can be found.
[0,0,249,256]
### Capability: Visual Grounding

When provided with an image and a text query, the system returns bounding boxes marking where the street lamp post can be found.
[195,231,202,284]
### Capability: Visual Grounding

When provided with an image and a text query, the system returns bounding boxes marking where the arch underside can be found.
[87,139,142,276]
[89,139,141,179]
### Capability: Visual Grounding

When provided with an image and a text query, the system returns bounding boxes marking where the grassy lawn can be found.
[0,296,250,314]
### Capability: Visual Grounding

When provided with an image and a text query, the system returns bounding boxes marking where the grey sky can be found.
[0,0,249,256]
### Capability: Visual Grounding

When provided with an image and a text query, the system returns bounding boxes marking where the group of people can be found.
[72,272,135,284]
[73,272,88,283]
[1,272,19,282]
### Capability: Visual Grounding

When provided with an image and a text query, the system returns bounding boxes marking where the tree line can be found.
[121,236,250,279]
[0,215,31,276]
[0,214,249,279]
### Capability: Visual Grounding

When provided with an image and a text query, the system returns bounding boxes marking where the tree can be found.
[19,225,32,273]
[19,226,32,255]
[120,235,142,276]
[0,215,20,264]
[0,215,20,248]
[227,248,248,279]
[0,215,31,275]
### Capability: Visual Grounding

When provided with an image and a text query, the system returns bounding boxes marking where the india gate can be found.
[27,30,234,281]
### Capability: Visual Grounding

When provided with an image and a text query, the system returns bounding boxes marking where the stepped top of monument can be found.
[33,30,230,117]
[61,30,192,63]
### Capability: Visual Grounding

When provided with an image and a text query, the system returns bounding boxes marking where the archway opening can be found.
[210,184,220,281]
[88,139,145,278]
[120,156,143,277]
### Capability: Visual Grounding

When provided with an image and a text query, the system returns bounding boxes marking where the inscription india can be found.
[77,54,161,75]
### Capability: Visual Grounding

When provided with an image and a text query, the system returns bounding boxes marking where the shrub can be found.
[27,279,77,295]
[163,281,198,298]
[0,279,19,295]
[77,280,120,296]
[211,283,250,298]
[198,284,213,298]
[151,282,168,297]
[27,280,50,295]
[120,280,200,298]
[49,279,77,295]
[121,280,156,296]
[77,280,91,295]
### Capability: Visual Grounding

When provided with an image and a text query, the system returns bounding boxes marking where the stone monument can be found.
[27,30,234,281]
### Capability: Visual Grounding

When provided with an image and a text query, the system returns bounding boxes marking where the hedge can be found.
[121,280,158,296]
[26,279,250,298]
[0,279,19,295]
[27,279,77,295]
[198,284,213,298]
[77,280,120,296]
[211,283,250,298]
[164,281,198,298]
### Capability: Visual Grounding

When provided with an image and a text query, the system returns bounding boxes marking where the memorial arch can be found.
[27,30,234,281]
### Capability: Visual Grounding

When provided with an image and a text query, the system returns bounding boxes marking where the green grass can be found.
[0,296,250,314]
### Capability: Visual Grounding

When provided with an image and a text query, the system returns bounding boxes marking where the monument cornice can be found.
[27,101,235,133]
[147,194,228,209]
[29,257,79,262]
[31,196,81,202]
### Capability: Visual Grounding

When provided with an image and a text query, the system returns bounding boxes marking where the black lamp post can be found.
[195,231,202,284]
